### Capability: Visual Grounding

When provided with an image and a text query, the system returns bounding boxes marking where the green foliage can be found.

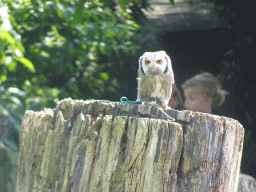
[0,29,35,80]
[0,0,161,190]
[118,0,129,10]
[0,0,161,142]
[1,0,159,105]
[3,1,160,103]
[0,0,161,121]
[0,86,23,150]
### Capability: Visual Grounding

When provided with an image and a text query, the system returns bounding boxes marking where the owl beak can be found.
[149,66,156,72]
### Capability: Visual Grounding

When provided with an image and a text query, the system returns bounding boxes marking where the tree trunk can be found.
[17,98,244,192]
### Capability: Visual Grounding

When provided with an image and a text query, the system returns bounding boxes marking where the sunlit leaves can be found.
[119,0,128,10]
[100,72,109,81]
[1,0,159,103]
[73,0,88,25]
[0,30,24,53]
[17,57,35,72]
[0,28,35,84]
[7,61,17,71]
[0,1,162,190]
[54,0,64,19]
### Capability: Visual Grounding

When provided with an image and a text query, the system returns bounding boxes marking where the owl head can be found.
[139,51,172,76]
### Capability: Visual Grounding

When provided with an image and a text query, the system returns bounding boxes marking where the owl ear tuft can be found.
[163,56,169,74]
[139,56,145,74]
[164,55,175,83]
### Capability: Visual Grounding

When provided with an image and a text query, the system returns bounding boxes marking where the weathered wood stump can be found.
[17,98,244,192]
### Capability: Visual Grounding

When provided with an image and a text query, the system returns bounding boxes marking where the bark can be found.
[17,98,244,192]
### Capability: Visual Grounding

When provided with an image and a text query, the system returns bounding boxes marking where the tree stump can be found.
[17,98,244,192]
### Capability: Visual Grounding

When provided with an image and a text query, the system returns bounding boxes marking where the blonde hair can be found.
[182,72,228,110]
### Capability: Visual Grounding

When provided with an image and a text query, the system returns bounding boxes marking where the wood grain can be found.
[17,98,244,192]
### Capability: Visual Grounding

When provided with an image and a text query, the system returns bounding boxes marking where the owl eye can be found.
[145,60,151,65]
[156,59,162,64]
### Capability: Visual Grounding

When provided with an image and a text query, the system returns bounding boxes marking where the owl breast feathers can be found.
[137,51,174,108]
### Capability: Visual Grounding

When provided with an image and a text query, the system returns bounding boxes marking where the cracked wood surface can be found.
[17,98,244,191]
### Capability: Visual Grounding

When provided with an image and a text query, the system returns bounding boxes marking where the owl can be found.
[137,51,174,108]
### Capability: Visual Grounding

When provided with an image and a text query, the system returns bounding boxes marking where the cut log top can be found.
[17,98,244,192]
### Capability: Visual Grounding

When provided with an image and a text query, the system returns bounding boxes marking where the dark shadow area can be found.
[157,27,256,178]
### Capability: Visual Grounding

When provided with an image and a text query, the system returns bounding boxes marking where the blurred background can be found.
[0,0,255,191]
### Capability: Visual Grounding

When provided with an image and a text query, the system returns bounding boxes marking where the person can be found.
[181,72,256,191]
[181,72,228,113]
[168,84,185,110]
[238,174,256,192]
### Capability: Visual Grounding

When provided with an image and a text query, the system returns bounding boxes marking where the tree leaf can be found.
[54,0,64,18]
[2,30,16,46]
[73,0,88,26]
[17,57,35,73]
[100,72,109,81]
[1,30,25,52]
[118,0,128,10]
